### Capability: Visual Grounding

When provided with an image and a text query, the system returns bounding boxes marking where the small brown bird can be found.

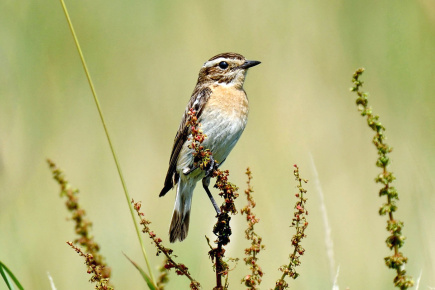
[159,52,260,242]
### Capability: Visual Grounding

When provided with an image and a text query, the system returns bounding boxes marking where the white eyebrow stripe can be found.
[203,58,228,68]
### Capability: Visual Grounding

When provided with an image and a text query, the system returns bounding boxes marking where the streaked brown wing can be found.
[159,86,212,197]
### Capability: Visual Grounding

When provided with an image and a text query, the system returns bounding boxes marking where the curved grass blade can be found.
[0,261,24,290]
[123,253,157,290]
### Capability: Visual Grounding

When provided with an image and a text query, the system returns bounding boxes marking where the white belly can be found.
[199,108,247,163]
[176,104,248,176]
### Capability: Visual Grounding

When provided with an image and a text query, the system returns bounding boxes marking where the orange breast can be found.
[205,84,249,118]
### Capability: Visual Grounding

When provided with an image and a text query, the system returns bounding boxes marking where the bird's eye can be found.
[218,61,229,69]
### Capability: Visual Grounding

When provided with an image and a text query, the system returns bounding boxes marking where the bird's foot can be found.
[204,155,219,178]
[202,177,221,215]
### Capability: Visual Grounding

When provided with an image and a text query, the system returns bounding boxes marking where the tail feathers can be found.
[159,185,172,197]
[169,179,195,243]
[169,209,191,243]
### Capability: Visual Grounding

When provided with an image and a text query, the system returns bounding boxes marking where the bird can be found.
[159,52,260,242]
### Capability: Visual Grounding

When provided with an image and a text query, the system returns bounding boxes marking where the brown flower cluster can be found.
[47,159,112,285]
[187,108,212,171]
[131,199,200,290]
[67,242,113,290]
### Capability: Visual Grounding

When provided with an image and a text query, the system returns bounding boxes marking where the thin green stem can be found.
[58,0,156,285]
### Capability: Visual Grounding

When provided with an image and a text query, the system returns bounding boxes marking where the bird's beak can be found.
[239,60,261,69]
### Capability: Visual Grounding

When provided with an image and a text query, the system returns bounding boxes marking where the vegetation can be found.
[2,0,432,289]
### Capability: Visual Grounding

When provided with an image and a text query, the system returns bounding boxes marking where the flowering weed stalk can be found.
[131,200,200,290]
[351,68,413,289]
[47,159,113,287]
[275,165,308,289]
[67,242,113,290]
[241,167,265,289]
[187,108,212,171]
[209,168,239,290]
[186,108,240,289]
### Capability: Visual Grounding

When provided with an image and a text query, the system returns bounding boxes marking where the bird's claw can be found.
[205,155,219,178]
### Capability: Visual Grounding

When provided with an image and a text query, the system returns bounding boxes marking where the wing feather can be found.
[159,86,212,197]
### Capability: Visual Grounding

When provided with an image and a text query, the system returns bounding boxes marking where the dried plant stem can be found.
[58,0,155,285]
[216,242,224,288]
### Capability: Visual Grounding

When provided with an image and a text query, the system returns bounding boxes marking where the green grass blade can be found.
[0,261,24,290]
[0,266,13,290]
[123,253,157,290]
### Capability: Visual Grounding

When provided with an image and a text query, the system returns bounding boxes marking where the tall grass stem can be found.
[58,0,156,285]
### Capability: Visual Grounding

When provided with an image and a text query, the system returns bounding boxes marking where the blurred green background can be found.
[1,0,434,289]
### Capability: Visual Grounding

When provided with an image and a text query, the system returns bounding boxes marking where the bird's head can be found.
[197,53,261,89]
